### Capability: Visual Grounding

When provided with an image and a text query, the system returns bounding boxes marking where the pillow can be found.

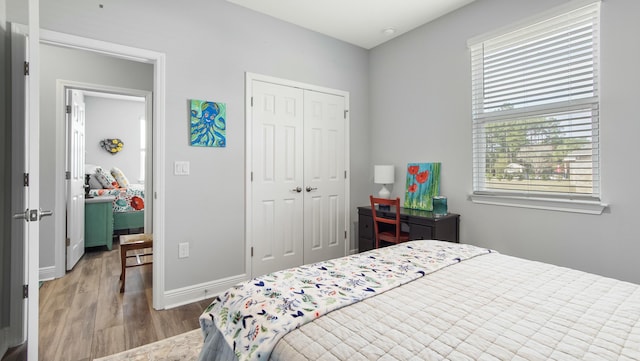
[88,174,102,189]
[111,167,130,188]
[94,167,118,189]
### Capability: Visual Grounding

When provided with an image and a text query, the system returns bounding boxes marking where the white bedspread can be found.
[199,241,490,360]
[200,241,640,360]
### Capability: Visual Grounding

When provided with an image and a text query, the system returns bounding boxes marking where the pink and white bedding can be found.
[89,183,144,213]
[197,240,640,361]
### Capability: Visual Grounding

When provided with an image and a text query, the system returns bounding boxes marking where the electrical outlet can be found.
[179,242,189,258]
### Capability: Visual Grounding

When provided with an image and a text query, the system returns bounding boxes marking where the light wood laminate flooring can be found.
[37,241,213,361]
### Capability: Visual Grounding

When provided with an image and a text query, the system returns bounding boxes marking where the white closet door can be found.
[251,81,304,277]
[303,90,346,264]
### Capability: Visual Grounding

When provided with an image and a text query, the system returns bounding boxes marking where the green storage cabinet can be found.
[85,196,115,250]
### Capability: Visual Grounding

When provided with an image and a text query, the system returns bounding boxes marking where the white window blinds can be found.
[470,2,600,200]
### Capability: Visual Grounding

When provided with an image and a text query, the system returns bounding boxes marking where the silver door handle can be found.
[306,186,318,192]
[13,209,28,220]
[39,209,54,220]
[291,187,302,193]
[12,209,53,222]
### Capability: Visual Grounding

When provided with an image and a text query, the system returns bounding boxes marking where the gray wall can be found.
[84,96,145,184]
[39,0,371,290]
[39,43,153,270]
[369,0,640,284]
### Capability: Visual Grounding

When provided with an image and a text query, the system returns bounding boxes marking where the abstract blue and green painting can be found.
[190,99,226,147]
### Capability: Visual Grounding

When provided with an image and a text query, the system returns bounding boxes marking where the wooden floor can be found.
[36,240,214,361]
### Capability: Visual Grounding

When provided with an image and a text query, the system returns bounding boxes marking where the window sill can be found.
[469,194,608,215]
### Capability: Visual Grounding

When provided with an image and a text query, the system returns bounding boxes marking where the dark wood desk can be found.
[357,206,459,252]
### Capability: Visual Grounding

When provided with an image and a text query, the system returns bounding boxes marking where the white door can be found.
[303,90,346,264]
[4,24,29,358]
[250,78,348,277]
[66,89,86,270]
[10,9,43,360]
[251,81,305,277]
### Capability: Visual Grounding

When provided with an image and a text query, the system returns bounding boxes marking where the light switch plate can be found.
[179,242,189,258]
[174,161,190,175]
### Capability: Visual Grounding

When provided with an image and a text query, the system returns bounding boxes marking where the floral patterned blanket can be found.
[198,240,493,361]
[89,183,144,213]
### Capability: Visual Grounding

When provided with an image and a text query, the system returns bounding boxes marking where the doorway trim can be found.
[41,29,167,309]
[55,80,152,273]
[244,72,351,278]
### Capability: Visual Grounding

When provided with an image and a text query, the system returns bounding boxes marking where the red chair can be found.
[369,196,409,249]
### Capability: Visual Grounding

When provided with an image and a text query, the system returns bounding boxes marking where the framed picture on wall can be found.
[190,99,226,147]
[404,162,441,211]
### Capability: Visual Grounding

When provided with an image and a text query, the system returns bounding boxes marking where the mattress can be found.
[199,241,640,361]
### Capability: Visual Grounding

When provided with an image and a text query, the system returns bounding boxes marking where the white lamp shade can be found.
[374,165,395,184]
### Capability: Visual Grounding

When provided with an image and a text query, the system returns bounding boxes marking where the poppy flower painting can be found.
[190,99,227,147]
[404,162,441,211]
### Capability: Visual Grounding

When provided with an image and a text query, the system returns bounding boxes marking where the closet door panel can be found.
[251,81,304,277]
[303,90,346,264]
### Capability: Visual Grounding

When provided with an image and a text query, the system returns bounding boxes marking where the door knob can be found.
[291,187,302,193]
[12,209,53,222]
[13,209,28,220]
[305,186,318,192]
[39,209,54,220]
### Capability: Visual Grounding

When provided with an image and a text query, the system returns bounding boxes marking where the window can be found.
[469,1,602,210]
[140,116,146,183]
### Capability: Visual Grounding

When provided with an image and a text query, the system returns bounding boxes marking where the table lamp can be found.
[374,165,394,199]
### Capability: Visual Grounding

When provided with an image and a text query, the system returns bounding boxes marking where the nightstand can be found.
[85,196,115,250]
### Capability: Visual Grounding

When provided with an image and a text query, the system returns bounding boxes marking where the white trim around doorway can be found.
[54,79,152,274]
[40,29,167,310]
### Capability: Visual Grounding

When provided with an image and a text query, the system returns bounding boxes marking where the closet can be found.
[249,77,348,277]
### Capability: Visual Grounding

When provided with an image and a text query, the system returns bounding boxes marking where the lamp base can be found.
[378,185,391,199]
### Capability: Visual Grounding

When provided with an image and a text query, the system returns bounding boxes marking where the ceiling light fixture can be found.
[382,28,396,36]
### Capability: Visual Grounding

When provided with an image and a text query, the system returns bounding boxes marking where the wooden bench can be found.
[119,233,153,293]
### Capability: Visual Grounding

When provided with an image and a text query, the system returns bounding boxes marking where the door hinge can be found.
[344,109,349,119]
[65,171,71,180]
[251,247,254,257]
[250,97,253,107]
[251,172,253,182]
[23,173,29,187]
[345,230,347,239]
[344,170,347,179]
[66,105,72,114]
[24,61,29,76]
[23,284,28,299]
[66,238,71,246]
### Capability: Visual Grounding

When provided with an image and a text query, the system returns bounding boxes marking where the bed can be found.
[89,183,145,233]
[86,164,145,234]
[198,240,640,361]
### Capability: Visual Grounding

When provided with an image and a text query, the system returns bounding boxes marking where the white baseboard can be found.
[39,266,56,281]
[163,273,249,309]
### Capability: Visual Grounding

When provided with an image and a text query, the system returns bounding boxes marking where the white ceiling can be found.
[226,0,476,49]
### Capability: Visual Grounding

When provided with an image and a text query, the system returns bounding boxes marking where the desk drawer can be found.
[358,214,373,240]
[358,214,374,252]
[409,224,433,240]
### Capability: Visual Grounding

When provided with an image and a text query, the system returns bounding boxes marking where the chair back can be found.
[369,196,403,247]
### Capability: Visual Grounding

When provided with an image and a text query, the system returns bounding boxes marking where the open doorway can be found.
[62,84,151,271]
[38,42,155,281]
[36,30,168,310]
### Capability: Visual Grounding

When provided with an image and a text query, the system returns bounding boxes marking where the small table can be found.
[119,233,153,293]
